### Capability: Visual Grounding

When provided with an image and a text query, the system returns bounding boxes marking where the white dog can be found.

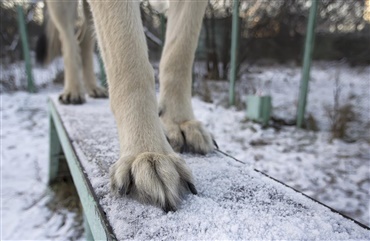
[39,0,214,212]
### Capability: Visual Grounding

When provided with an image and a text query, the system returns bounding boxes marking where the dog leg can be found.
[47,1,85,104]
[88,1,196,211]
[80,0,107,99]
[159,1,214,154]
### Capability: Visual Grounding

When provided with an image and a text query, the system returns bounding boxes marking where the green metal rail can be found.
[48,100,116,240]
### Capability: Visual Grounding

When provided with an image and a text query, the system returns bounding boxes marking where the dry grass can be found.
[324,68,357,141]
[47,156,84,240]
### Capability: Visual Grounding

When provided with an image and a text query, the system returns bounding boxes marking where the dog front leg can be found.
[88,1,197,212]
[159,1,215,154]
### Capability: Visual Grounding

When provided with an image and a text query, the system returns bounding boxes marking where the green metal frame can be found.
[48,100,116,241]
[229,0,240,106]
[296,0,318,128]
[246,95,272,126]
[49,112,63,183]
[17,5,35,93]
[84,214,94,241]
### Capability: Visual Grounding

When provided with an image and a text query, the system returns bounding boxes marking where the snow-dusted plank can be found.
[49,100,116,241]
[49,96,369,240]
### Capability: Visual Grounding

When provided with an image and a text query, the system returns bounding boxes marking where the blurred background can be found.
[2,1,369,64]
[1,0,369,240]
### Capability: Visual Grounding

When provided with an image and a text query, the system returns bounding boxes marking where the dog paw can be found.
[164,120,215,155]
[88,86,108,98]
[110,152,197,212]
[59,91,86,105]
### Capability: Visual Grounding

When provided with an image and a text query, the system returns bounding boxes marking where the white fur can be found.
[158,1,214,154]
[49,0,213,211]
[46,0,107,104]
[149,0,169,14]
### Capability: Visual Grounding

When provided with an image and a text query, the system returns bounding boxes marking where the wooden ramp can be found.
[48,96,369,240]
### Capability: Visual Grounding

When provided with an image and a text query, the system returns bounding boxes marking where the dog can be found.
[36,0,108,103]
[38,0,214,212]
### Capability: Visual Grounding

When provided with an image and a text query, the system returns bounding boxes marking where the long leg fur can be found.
[42,1,107,104]
[159,1,214,154]
[79,0,107,98]
[47,1,85,104]
[88,1,197,212]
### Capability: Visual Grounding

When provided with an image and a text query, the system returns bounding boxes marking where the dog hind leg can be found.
[47,1,85,104]
[88,1,197,211]
[159,1,214,154]
[80,0,107,99]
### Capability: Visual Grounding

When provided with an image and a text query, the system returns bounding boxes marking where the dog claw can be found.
[118,187,125,196]
[59,93,85,105]
[110,153,196,212]
[164,202,177,213]
[117,173,133,196]
[187,182,198,195]
[89,87,108,98]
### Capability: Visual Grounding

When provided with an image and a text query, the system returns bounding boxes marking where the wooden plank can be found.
[49,96,369,240]
[49,100,116,240]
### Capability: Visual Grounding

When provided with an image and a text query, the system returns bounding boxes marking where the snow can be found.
[1,59,369,239]
[1,89,84,240]
[193,61,370,140]
[192,62,370,226]
[194,97,370,225]
[48,96,370,239]
[0,58,64,91]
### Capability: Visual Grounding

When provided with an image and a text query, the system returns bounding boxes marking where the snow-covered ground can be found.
[1,59,369,239]
[1,88,85,240]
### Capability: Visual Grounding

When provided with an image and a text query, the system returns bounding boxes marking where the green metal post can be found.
[297,0,318,128]
[49,112,63,184]
[229,0,240,106]
[17,5,35,93]
[98,52,107,87]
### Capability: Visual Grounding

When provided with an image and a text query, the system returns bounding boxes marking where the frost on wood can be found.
[53,96,369,240]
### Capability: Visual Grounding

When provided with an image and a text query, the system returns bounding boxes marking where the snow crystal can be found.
[53,96,370,240]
